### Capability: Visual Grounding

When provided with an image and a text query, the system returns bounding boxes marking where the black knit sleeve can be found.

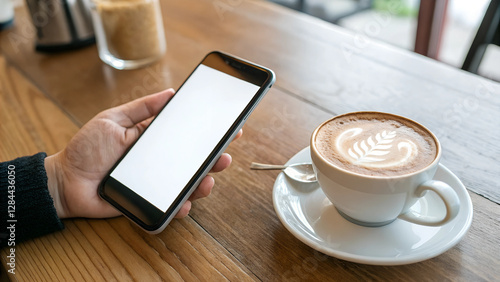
[0,153,64,248]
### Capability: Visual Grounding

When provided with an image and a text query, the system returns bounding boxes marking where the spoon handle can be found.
[250,162,288,170]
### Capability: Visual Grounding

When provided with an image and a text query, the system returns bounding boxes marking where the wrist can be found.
[45,153,69,219]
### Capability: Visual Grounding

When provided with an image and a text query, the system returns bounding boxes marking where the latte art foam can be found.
[315,113,438,176]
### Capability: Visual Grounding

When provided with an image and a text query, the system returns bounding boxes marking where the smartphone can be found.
[98,51,275,233]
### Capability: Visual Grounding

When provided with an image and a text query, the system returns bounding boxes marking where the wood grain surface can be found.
[1,0,499,280]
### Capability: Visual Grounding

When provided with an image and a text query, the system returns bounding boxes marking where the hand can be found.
[45,89,241,219]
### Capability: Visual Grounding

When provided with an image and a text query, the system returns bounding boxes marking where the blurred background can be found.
[269,0,499,81]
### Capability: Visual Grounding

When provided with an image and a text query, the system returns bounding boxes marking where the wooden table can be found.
[1,0,499,280]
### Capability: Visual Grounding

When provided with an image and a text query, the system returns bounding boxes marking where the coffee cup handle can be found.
[398,180,460,226]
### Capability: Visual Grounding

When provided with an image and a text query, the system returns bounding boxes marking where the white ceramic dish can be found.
[272,147,473,265]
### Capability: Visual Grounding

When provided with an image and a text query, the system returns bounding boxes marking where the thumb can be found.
[113,88,175,128]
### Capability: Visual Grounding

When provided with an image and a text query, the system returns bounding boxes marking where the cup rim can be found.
[310,111,442,179]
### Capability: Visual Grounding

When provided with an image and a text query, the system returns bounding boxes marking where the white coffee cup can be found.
[310,112,460,227]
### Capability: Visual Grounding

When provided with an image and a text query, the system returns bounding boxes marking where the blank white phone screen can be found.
[110,64,259,211]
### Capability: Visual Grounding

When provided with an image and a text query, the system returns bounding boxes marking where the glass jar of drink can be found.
[89,0,167,69]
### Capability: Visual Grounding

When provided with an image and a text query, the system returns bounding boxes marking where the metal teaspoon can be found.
[250,162,317,183]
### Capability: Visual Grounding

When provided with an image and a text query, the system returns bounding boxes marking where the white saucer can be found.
[272,147,473,265]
